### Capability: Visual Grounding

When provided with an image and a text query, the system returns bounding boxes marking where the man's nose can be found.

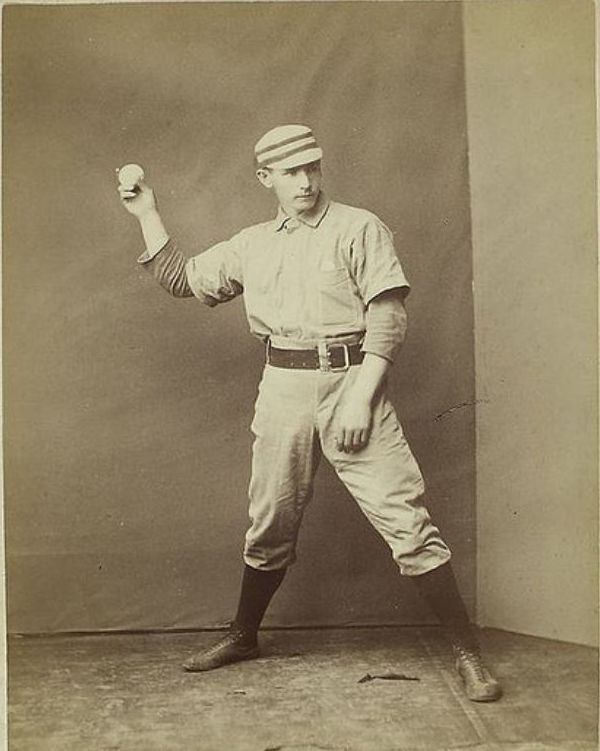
[297,170,311,190]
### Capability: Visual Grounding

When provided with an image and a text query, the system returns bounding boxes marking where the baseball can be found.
[117,163,145,188]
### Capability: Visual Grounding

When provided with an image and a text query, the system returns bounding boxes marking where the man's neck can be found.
[280,190,325,221]
[284,206,305,220]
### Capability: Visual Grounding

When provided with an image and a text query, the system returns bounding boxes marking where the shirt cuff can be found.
[360,344,395,364]
[137,236,171,264]
[364,280,410,306]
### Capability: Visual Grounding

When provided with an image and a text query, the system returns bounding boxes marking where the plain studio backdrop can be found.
[5,2,476,633]
[3,1,596,646]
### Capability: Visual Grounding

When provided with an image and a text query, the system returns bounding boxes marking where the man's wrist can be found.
[137,206,161,222]
[349,352,390,406]
[348,383,378,408]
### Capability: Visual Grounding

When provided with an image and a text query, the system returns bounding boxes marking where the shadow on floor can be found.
[8,626,598,751]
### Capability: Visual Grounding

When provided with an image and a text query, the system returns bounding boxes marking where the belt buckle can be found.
[326,343,350,372]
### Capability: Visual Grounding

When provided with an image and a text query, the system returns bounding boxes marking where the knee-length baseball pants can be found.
[244,364,452,575]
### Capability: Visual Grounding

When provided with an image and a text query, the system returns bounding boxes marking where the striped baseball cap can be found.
[254,124,323,170]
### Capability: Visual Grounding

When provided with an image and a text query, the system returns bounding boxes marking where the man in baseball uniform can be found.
[118,125,501,702]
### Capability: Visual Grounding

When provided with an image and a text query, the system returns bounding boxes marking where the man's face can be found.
[257,161,323,217]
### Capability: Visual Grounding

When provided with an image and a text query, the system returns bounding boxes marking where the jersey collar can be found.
[274,192,330,232]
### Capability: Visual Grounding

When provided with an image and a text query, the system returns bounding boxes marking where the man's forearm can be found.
[332,289,406,452]
[352,289,408,403]
[350,352,391,405]
[130,204,194,297]
[139,208,170,256]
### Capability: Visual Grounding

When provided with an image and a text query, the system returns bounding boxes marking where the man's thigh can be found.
[320,387,426,511]
[317,371,450,574]
[245,366,321,569]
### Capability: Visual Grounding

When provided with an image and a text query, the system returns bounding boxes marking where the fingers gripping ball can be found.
[117,163,145,191]
[117,163,156,216]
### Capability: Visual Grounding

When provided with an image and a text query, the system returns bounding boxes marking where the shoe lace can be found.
[202,632,239,657]
[455,645,488,682]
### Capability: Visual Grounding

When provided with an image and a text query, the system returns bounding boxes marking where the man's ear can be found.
[256,168,272,189]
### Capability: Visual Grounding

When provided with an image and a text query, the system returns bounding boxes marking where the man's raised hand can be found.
[117,163,157,218]
[118,180,157,218]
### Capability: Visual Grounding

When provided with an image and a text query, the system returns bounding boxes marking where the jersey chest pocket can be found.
[318,266,359,326]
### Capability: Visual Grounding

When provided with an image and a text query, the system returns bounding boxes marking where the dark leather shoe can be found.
[183,626,259,673]
[454,646,503,702]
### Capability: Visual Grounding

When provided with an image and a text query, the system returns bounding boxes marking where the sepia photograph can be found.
[2,0,598,749]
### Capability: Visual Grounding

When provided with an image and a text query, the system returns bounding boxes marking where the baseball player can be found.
[118,125,501,702]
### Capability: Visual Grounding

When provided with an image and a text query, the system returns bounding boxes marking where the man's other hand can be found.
[334,398,373,453]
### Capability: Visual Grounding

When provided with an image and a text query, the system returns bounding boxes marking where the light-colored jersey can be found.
[185,193,410,346]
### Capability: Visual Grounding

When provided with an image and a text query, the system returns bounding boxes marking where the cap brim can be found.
[267,147,323,170]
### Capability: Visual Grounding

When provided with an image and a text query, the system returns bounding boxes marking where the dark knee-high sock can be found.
[411,562,479,651]
[233,565,286,643]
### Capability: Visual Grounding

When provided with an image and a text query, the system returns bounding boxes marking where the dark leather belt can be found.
[267,342,364,371]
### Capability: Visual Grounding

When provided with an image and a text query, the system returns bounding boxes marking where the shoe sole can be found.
[465,689,503,702]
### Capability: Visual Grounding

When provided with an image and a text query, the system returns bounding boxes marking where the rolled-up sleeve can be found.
[137,239,194,298]
[185,233,244,307]
[350,216,410,305]
[362,289,408,363]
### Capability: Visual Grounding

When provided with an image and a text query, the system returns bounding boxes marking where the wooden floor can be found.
[8,626,598,751]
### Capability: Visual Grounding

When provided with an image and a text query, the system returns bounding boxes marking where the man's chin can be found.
[295,195,318,211]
